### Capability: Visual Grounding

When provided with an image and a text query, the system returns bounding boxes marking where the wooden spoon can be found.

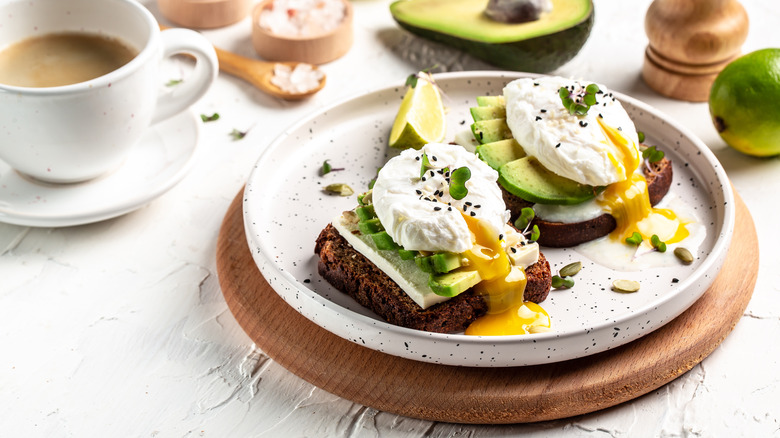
[215,47,326,100]
[160,25,326,100]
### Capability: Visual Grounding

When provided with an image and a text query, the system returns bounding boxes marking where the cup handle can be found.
[152,28,218,124]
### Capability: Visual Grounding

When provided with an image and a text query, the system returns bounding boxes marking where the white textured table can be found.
[2,0,778,436]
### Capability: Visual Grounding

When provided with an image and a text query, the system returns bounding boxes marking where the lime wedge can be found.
[388,73,446,149]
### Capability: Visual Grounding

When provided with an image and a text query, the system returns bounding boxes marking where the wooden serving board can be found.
[216,189,758,424]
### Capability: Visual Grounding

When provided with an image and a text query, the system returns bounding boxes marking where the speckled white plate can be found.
[243,72,734,367]
[0,110,199,227]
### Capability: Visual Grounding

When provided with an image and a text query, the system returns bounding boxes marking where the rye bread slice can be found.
[503,157,673,248]
[314,224,552,334]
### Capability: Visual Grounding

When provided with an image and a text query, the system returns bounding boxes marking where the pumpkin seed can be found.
[612,279,640,293]
[674,247,694,264]
[559,261,582,277]
[324,183,354,196]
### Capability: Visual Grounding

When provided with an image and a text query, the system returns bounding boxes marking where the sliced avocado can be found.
[499,156,596,205]
[471,119,513,144]
[428,269,483,297]
[358,218,384,235]
[476,95,506,107]
[415,256,434,273]
[355,205,376,221]
[476,138,527,170]
[398,249,418,260]
[470,105,507,121]
[371,231,402,250]
[416,252,463,274]
[390,0,594,73]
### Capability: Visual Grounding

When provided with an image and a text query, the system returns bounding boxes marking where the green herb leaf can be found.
[405,73,418,89]
[559,83,600,117]
[419,153,432,178]
[200,113,220,122]
[642,145,665,163]
[229,129,246,140]
[321,160,332,175]
[530,224,540,242]
[166,79,183,87]
[637,131,646,143]
[650,234,667,252]
[449,167,471,200]
[514,207,536,230]
[625,232,643,246]
[552,275,574,289]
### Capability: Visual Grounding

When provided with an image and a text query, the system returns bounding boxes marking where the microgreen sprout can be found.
[229,129,247,141]
[559,83,600,116]
[405,65,439,88]
[200,113,220,122]
[449,167,471,200]
[642,145,665,163]
[650,234,667,252]
[514,207,535,230]
[513,207,540,241]
[552,275,575,289]
[320,160,345,176]
[637,131,646,143]
[165,79,183,87]
[419,153,433,178]
[625,232,643,246]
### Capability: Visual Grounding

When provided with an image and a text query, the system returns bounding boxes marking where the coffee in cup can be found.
[0,0,218,183]
[0,32,138,88]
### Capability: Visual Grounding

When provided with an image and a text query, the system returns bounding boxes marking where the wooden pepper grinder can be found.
[642,0,749,102]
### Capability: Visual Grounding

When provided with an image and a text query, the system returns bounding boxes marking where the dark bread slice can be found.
[503,157,674,248]
[315,224,552,334]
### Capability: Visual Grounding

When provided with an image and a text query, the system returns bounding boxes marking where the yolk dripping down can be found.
[460,214,550,336]
[597,120,689,244]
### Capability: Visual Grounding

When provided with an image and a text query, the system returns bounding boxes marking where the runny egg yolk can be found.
[460,214,550,336]
[597,120,689,244]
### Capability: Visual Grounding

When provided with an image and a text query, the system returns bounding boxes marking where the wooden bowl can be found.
[158,0,251,29]
[251,0,353,65]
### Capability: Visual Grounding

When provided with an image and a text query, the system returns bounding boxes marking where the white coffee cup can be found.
[0,0,218,183]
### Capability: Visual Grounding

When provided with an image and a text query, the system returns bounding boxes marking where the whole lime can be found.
[709,48,780,157]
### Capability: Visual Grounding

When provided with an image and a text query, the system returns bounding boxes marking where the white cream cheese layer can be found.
[372,143,509,253]
[503,76,641,187]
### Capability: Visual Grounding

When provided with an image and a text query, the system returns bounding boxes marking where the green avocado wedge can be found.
[499,156,597,205]
[390,0,594,72]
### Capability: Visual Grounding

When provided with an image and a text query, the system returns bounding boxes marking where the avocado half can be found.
[389,0,594,72]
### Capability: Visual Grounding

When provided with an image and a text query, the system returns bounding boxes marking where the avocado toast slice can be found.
[470,94,674,248]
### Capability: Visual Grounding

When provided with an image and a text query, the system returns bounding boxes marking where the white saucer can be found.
[0,111,200,227]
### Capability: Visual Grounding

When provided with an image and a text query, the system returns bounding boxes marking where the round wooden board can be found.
[216,189,758,424]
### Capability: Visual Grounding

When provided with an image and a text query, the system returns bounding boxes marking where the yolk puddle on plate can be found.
[460,214,550,336]
[597,120,689,244]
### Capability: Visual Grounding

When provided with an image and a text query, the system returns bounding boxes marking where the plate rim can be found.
[243,71,735,365]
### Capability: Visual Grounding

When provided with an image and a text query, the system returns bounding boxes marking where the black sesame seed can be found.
[535,116,542,121]
[499,234,504,240]
[447,207,452,211]
[429,170,435,177]
[579,121,588,127]
[415,156,421,161]
[415,189,422,195]
[431,156,437,161]
[598,113,603,118]
[474,204,481,208]
[434,206,442,211]
[470,211,476,217]
[540,109,547,113]
[465,201,472,206]
[533,82,539,86]
[555,143,561,148]
[463,205,468,211]
[511,247,517,253]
